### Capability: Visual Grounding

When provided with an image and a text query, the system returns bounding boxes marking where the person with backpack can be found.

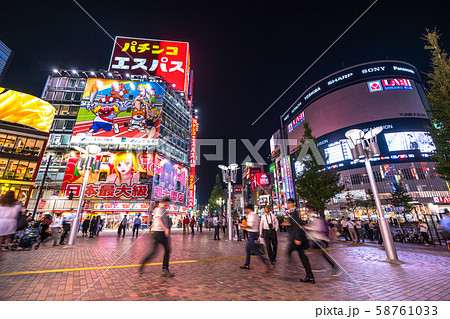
[0,191,22,250]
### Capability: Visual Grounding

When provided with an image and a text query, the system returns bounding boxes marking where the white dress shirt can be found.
[246,211,260,233]
[259,212,279,234]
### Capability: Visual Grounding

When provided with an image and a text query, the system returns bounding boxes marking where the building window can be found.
[34,140,44,153]
[15,160,29,180]
[59,105,70,115]
[14,136,27,154]
[4,159,18,179]
[44,91,54,100]
[58,78,68,88]
[63,92,73,101]
[73,92,82,101]
[61,135,71,146]
[50,134,62,146]
[24,162,36,181]
[68,106,78,116]
[77,80,86,88]
[49,77,59,87]
[0,134,7,151]
[0,158,8,178]
[1,135,17,153]
[68,79,77,88]
[64,120,75,131]
[54,91,63,101]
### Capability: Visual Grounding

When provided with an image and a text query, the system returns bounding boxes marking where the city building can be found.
[0,40,12,84]
[275,60,450,218]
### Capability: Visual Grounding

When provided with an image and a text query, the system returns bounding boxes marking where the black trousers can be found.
[199,224,203,232]
[214,225,220,239]
[263,230,278,263]
[310,240,337,269]
[288,241,313,278]
[342,227,350,240]
[60,224,71,244]
[140,231,171,270]
[132,224,140,236]
[243,230,248,241]
[191,225,195,234]
[118,225,126,237]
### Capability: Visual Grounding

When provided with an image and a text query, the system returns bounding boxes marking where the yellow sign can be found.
[0,88,56,132]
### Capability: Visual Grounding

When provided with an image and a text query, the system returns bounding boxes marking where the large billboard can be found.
[152,153,188,205]
[71,78,164,146]
[62,151,155,200]
[187,117,198,209]
[109,36,190,94]
[0,87,56,132]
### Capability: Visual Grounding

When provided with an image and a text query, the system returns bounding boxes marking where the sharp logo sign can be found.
[368,78,413,92]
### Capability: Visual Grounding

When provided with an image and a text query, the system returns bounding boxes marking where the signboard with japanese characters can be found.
[62,151,155,199]
[151,153,188,205]
[109,36,190,94]
[187,118,198,209]
[71,78,165,146]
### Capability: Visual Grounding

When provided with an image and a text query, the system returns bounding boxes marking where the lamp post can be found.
[218,164,239,241]
[67,145,102,246]
[344,127,400,263]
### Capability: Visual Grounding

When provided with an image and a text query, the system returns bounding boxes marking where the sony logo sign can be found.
[361,66,385,74]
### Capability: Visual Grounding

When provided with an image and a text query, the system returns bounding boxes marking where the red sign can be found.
[109,36,190,94]
[287,112,305,133]
[234,185,243,194]
[38,200,46,210]
[188,118,198,209]
[65,184,149,199]
[381,78,411,87]
[245,167,262,180]
[433,197,450,203]
[254,173,271,186]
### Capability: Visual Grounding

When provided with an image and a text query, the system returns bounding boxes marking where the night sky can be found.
[1,0,449,205]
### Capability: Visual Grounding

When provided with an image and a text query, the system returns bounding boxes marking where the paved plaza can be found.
[0,229,449,301]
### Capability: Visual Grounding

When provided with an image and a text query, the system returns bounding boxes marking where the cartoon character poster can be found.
[73,78,164,140]
[61,151,156,199]
[151,154,188,205]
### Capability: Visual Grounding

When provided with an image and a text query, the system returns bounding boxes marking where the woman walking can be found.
[0,191,22,250]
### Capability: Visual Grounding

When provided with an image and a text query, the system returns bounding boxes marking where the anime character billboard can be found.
[152,153,188,205]
[62,151,156,200]
[72,78,164,142]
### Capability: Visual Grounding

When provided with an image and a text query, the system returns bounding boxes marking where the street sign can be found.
[384,206,405,212]
[258,195,270,206]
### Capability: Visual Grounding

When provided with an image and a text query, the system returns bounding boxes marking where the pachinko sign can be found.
[188,118,198,209]
[152,154,188,205]
[109,36,190,94]
[71,78,164,146]
[62,151,156,199]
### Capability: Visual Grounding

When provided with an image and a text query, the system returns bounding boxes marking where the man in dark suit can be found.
[287,198,314,284]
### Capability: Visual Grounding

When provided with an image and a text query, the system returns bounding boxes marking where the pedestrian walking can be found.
[239,204,270,270]
[340,217,350,241]
[286,198,314,284]
[259,205,279,265]
[50,212,64,246]
[133,214,142,237]
[82,218,90,236]
[241,217,248,241]
[183,215,190,234]
[355,218,364,243]
[213,216,220,240]
[198,216,204,232]
[96,216,103,236]
[234,218,241,240]
[89,216,98,238]
[118,215,127,237]
[222,217,227,235]
[367,220,374,241]
[304,216,342,277]
[346,218,357,243]
[139,196,174,277]
[0,191,22,250]
[60,210,74,245]
[329,219,339,242]
[190,216,195,234]
[418,219,430,246]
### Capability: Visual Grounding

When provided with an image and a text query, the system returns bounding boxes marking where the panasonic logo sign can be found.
[361,66,385,74]
[393,66,415,74]
[327,72,353,86]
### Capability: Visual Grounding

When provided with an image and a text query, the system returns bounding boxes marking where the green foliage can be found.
[294,121,343,218]
[390,182,414,212]
[208,174,224,210]
[423,29,450,181]
[345,191,357,214]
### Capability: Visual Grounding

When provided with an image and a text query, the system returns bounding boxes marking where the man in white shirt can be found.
[346,217,357,243]
[50,212,64,247]
[259,205,279,265]
[240,204,270,270]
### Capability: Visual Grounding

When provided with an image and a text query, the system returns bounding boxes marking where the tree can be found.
[356,189,377,219]
[345,191,357,216]
[293,121,343,218]
[390,182,413,219]
[423,29,450,181]
[208,174,224,215]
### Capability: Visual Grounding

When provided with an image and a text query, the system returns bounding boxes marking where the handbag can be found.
[251,237,266,255]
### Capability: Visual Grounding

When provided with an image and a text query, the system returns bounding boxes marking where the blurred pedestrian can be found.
[50,212,64,246]
[241,217,248,241]
[133,214,142,237]
[183,215,190,234]
[222,216,227,235]
[329,219,339,242]
[198,216,204,232]
[346,218,357,243]
[89,216,98,238]
[60,210,74,245]
[355,218,364,243]
[367,220,374,241]
[118,215,127,237]
[234,218,241,240]
[286,198,314,284]
[213,216,220,240]
[190,216,195,234]
[82,218,90,236]
[39,215,52,242]
[418,219,429,246]
[139,196,174,277]
[340,217,350,241]
[239,204,270,270]
[0,191,22,250]
[259,205,279,265]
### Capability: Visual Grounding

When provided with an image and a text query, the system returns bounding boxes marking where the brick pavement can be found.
[0,229,449,301]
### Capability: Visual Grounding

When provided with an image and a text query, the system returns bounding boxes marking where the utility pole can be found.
[32,154,52,220]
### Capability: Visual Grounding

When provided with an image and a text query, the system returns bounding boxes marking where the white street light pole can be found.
[67,145,102,246]
[345,128,400,263]
[218,164,239,241]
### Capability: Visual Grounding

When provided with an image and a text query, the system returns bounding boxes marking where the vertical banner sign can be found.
[188,118,198,209]
[109,36,190,94]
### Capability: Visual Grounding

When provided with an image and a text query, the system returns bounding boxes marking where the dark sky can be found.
[1,0,449,205]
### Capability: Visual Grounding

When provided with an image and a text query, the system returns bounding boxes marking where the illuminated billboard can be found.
[62,151,155,199]
[109,36,190,94]
[385,131,435,153]
[71,78,164,146]
[0,87,56,132]
[188,117,198,209]
[152,153,188,205]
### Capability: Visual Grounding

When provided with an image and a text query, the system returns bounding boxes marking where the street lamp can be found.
[344,127,401,263]
[218,164,239,241]
[66,145,102,246]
